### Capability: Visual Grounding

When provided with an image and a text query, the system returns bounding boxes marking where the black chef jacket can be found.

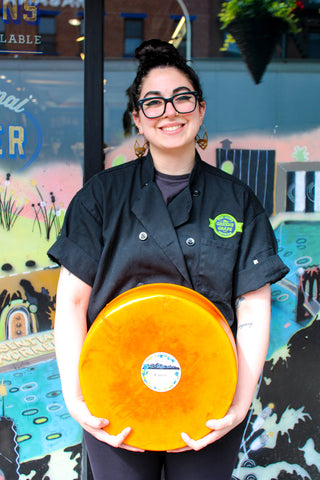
[48,152,289,333]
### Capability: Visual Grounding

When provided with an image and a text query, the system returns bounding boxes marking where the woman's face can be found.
[133,66,206,157]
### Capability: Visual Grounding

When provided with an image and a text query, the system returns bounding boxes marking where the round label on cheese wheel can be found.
[141,352,181,392]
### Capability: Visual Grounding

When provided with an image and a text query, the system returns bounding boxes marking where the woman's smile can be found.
[159,122,185,133]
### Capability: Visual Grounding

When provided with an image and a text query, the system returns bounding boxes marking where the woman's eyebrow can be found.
[173,86,192,94]
[142,86,192,98]
[143,90,161,98]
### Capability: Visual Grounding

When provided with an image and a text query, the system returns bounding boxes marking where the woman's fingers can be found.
[69,398,145,451]
[83,416,109,429]
[177,407,243,451]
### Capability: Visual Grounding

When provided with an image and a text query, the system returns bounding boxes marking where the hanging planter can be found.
[218,1,304,84]
[226,15,288,84]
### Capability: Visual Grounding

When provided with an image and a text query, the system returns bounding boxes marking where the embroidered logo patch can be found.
[209,214,243,238]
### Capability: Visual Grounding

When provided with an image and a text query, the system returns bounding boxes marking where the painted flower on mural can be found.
[31,180,63,240]
[292,145,310,162]
[0,173,24,231]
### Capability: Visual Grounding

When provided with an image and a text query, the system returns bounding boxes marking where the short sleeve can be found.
[233,195,289,297]
[47,183,103,286]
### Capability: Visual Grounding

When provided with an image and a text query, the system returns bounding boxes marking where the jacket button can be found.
[186,237,195,246]
[139,231,148,241]
[192,189,200,196]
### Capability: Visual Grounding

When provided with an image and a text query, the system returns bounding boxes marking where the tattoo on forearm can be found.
[235,295,245,310]
[236,295,254,329]
[238,322,253,329]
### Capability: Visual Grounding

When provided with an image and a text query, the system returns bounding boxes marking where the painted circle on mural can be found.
[46,433,62,441]
[296,237,307,244]
[22,408,39,416]
[221,160,234,175]
[277,294,289,302]
[47,403,63,412]
[24,395,37,402]
[2,380,11,386]
[46,390,62,398]
[21,382,37,391]
[271,289,281,297]
[60,413,71,420]
[16,434,32,443]
[33,416,49,425]
[9,387,19,393]
[296,237,307,250]
[47,374,60,380]
[295,256,312,266]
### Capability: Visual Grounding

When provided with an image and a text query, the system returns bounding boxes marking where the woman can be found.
[48,39,288,480]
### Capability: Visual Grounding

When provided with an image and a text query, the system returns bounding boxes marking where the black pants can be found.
[84,419,246,480]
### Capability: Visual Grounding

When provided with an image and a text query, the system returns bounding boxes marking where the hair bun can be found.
[135,39,182,65]
[128,38,203,112]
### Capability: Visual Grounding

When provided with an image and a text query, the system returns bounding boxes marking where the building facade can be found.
[1,0,320,59]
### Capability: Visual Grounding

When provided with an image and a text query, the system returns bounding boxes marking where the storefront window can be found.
[0,3,84,478]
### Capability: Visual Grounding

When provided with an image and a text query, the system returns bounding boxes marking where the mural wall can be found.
[0,100,83,477]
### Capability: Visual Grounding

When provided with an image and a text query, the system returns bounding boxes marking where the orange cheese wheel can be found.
[79,283,237,451]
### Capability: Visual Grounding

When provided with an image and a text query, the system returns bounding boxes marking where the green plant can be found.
[219,0,303,35]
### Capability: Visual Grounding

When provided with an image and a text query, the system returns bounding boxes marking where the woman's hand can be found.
[67,394,144,452]
[168,403,247,452]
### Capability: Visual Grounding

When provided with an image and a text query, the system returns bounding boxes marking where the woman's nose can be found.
[163,100,177,117]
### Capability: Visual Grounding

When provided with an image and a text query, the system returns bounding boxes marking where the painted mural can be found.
[0,139,83,478]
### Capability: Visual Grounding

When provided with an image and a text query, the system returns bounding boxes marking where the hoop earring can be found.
[196,125,208,150]
[134,133,148,158]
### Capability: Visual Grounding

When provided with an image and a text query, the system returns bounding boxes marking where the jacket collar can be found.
[139,150,203,189]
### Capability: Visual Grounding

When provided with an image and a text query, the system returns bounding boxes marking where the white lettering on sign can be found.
[0,331,55,367]
[0,90,30,113]
[0,34,41,45]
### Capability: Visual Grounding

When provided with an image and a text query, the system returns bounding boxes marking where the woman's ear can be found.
[132,110,142,134]
[199,101,206,122]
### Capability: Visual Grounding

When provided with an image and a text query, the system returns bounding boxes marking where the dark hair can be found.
[127,39,204,113]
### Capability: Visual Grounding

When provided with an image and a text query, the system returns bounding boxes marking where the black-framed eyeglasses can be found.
[137,91,199,119]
